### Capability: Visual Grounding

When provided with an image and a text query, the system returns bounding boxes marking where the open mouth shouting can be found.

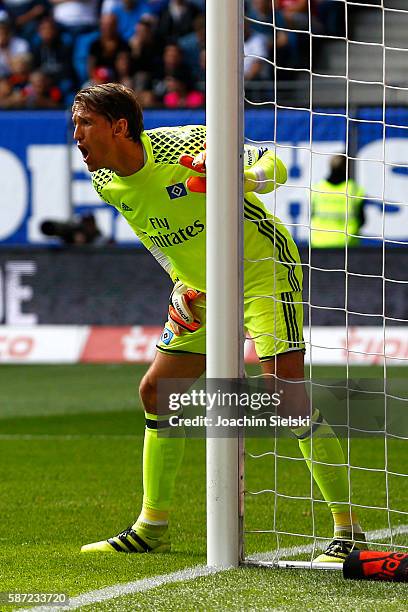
[78,144,90,164]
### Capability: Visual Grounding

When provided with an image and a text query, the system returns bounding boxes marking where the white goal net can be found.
[238,0,408,568]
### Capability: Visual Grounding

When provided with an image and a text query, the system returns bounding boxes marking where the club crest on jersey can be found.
[160,328,174,345]
[166,183,188,200]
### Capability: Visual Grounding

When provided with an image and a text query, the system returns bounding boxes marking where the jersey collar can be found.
[113,131,153,185]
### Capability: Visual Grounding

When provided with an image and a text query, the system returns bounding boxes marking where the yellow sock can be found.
[134,411,184,530]
[293,408,364,535]
[333,511,363,535]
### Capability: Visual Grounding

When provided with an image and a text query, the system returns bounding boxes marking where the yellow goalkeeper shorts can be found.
[156,292,305,360]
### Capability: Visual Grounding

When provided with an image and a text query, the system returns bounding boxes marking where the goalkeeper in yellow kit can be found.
[73,83,367,563]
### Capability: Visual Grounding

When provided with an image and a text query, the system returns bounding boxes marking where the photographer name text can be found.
[169,415,310,428]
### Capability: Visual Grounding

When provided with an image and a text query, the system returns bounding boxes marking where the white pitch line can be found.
[248,523,408,563]
[18,524,408,612]
[18,566,221,612]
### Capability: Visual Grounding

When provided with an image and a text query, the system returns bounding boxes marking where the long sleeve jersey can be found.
[92,125,302,297]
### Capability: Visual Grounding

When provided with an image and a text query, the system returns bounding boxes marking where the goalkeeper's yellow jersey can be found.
[92,125,302,297]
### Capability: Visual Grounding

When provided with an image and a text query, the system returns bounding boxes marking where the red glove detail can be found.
[168,283,202,335]
[179,145,207,193]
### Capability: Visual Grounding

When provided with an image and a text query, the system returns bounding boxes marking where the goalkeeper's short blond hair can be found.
[72,83,144,143]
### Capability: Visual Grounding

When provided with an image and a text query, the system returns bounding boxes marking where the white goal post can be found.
[206,0,408,571]
[206,0,245,568]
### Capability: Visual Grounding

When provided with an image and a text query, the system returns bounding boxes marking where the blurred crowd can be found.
[0,0,344,110]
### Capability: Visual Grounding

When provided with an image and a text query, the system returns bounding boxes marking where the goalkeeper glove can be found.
[179,145,207,193]
[168,280,202,336]
[179,144,264,194]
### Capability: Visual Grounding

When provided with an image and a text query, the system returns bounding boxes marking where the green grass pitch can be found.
[1,364,407,610]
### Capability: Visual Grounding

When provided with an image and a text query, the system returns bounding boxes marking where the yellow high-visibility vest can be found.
[310,179,365,247]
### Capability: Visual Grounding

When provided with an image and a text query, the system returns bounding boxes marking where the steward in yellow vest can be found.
[311,156,365,247]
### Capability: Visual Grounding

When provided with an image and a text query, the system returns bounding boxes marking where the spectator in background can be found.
[128,15,160,91]
[101,0,121,14]
[22,68,62,107]
[197,46,205,87]
[311,155,366,247]
[178,12,204,73]
[163,75,204,108]
[275,0,315,68]
[157,0,201,45]
[154,42,192,99]
[113,47,158,106]
[275,0,309,31]
[101,0,166,19]
[82,64,113,88]
[87,13,129,83]
[247,0,274,35]
[109,0,158,43]
[32,16,74,99]
[154,42,203,107]
[136,88,157,107]
[2,0,48,40]
[148,0,167,12]
[50,0,98,40]
[0,14,29,77]
[8,50,31,90]
[113,49,133,88]
[0,51,32,107]
[247,0,294,67]
[0,74,22,106]
[244,19,269,81]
